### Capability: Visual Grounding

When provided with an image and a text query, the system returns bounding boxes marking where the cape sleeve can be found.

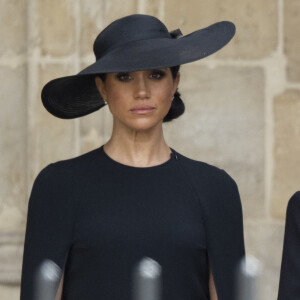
[278,191,300,300]
[200,169,245,300]
[20,163,77,299]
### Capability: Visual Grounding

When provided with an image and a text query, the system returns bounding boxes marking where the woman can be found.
[21,14,245,300]
[278,191,300,300]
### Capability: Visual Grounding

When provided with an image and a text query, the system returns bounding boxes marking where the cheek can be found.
[155,84,174,104]
[106,89,130,117]
[108,91,123,103]
[106,83,126,103]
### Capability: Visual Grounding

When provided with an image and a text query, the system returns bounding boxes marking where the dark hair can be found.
[97,65,185,122]
[163,65,184,123]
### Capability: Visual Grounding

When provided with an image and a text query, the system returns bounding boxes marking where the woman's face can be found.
[95,68,180,131]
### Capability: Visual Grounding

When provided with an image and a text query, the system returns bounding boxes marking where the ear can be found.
[95,76,107,100]
[173,72,180,95]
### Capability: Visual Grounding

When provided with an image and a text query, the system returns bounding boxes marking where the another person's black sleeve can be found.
[278,191,300,300]
[20,163,77,299]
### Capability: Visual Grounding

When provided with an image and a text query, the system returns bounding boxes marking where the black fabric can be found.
[278,191,300,300]
[41,75,105,119]
[20,146,245,300]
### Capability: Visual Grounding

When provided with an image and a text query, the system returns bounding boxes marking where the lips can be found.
[130,105,155,111]
[130,105,155,115]
[130,105,156,114]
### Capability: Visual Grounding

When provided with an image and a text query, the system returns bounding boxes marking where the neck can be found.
[103,120,171,167]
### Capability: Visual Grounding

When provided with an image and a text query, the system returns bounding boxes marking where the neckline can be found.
[99,145,178,170]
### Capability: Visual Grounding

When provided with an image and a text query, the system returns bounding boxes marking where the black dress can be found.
[20,145,245,300]
[278,191,300,300]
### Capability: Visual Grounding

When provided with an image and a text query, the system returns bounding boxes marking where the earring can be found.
[103,99,107,105]
[172,96,175,102]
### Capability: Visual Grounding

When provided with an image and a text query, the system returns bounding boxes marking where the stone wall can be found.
[0,0,299,299]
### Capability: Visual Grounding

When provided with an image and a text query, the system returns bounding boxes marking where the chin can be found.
[125,117,163,131]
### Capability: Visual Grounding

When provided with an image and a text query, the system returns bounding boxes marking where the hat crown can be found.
[93,14,170,61]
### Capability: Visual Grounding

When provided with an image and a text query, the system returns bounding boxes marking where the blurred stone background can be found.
[0,0,299,299]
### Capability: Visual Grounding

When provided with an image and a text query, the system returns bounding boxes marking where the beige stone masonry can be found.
[284,0,300,82]
[27,63,76,186]
[35,0,76,57]
[0,0,27,56]
[272,89,300,219]
[164,0,278,59]
[0,231,24,284]
[142,0,164,18]
[0,284,20,299]
[80,0,138,56]
[0,65,27,230]
[79,103,110,154]
[244,220,285,300]
[80,0,105,56]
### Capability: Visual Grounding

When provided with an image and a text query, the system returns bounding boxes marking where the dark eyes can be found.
[149,70,165,80]
[115,70,166,82]
[116,73,131,82]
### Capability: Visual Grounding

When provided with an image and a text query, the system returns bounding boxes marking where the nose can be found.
[134,74,150,99]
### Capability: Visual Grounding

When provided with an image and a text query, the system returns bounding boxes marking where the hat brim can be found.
[42,21,235,119]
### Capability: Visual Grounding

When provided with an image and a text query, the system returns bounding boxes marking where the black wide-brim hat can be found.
[42,14,236,119]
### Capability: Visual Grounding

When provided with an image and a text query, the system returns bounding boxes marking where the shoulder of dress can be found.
[290,191,300,201]
[37,146,104,177]
[32,163,71,190]
[175,151,235,183]
[287,191,300,210]
[55,147,100,165]
[34,153,94,187]
[174,152,240,211]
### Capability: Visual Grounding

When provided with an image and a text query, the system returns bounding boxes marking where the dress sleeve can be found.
[20,163,76,300]
[201,170,245,300]
[278,191,300,300]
